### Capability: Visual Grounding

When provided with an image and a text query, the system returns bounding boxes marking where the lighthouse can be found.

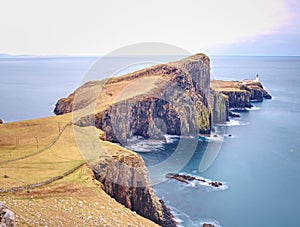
[255,74,259,82]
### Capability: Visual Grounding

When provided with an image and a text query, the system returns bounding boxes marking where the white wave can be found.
[227,119,242,126]
[246,106,261,111]
[169,205,223,227]
[199,134,224,142]
[163,134,180,144]
[167,206,189,227]
[217,119,248,127]
[125,136,164,152]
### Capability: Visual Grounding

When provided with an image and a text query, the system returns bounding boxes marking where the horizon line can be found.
[1,53,300,58]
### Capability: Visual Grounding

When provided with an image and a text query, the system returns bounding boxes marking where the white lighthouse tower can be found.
[255,74,259,82]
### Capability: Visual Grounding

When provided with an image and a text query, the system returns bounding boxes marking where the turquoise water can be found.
[1,55,299,226]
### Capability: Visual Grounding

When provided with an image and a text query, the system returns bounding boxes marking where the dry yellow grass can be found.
[0,114,159,227]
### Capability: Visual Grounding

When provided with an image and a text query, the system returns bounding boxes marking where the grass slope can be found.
[0,114,159,226]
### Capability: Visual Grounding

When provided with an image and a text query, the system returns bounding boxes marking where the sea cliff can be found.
[211,79,271,110]
[55,54,216,140]
[54,54,271,226]
[93,141,176,226]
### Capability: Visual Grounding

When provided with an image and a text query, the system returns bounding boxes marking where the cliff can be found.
[211,80,271,109]
[210,89,229,123]
[56,54,214,141]
[92,141,176,227]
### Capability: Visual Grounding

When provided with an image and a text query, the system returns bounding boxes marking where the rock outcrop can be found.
[0,202,16,227]
[211,80,271,110]
[202,224,216,227]
[92,143,177,227]
[166,173,223,188]
[0,119,3,124]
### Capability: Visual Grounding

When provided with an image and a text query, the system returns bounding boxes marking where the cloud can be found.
[0,0,295,55]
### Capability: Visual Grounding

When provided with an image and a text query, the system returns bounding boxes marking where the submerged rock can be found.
[0,202,16,227]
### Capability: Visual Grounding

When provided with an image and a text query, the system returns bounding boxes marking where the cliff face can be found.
[92,142,176,227]
[210,89,229,123]
[211,80,271,110]
[221,90,252,109]
[58,54,214,142]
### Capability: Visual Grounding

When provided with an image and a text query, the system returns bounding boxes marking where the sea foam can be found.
[125,136,164,152]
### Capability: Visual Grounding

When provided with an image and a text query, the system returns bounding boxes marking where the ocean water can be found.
[1,55,300,226]
[145,56,300,227]
[0,56,97,122]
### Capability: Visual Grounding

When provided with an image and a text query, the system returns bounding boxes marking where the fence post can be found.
[35,137,39,149]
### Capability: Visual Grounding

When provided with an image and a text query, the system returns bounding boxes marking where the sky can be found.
[0,0,299,56]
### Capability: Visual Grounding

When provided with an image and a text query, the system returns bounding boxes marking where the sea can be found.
[0,55,299,227]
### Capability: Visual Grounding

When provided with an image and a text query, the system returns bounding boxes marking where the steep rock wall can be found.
[221,90,252,109]
[92,143,176,227]
[211,80,271,110]
[210,89,229,123]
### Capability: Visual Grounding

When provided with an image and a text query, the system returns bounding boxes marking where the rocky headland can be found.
[211,79,271,110]
[53,54,271,226]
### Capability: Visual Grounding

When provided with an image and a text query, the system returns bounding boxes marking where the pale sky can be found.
[0,0,299,56]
